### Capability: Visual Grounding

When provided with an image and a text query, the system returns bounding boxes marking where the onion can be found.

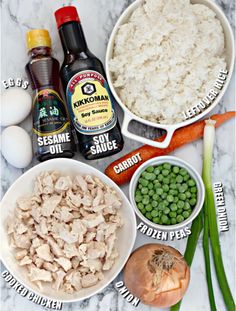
[124,244,190,308]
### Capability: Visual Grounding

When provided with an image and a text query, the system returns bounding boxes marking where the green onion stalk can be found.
[202,119,235,311]
[171,119,235,311]
[202,120,217,311]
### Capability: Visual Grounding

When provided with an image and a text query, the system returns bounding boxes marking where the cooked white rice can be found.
[109,0,226,124]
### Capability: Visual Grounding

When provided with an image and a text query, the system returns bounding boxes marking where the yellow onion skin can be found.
[124,244,190,308]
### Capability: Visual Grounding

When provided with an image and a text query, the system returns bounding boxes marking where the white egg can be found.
[1,88,32,127]
[1,126,33,168]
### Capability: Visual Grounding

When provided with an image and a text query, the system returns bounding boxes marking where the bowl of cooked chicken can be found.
[0,158,137,302]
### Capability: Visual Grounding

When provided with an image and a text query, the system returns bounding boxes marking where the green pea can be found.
[182,183,188,191]
[163,200,169,207]
[177,200,185,208]
[176,175,183,183]
[156,188,163,195]
[137,202,144,209]
[163,208,170,215]
[140,178,149,187]
[141,172,147,178]
[179,168,188,176]
[174,197,179,203]
[188,179,196,187]
[151,210,158,218]
[184,174,190,181]
[149,190,155,196]
[177,208,183,215]
[166,219,171,225]
[152,201,158,208]
[162,169,169,176]
[170,203,178,211]
[148,183,154,190]
[173,166,179,174]
[158,174,164,181]
[167,195,174,202]
[183,211,190,219]
[185,191,191,198]
[191,187,197,193]
[138,184,143,189]
[177,215,184,223]
[171,218,177,225]
[146,166,154,173]
[178,186,186,193]
[179,193,186,200]
[161,215,169,224]
[135,195,142,203]
[145,212,152,220]
[136,190,141,196]
[158,165,163,170]
[154,168,160,175]
[183,202,191,210]
[169,211,177,218]
[170,183,177,189]
[154,182,162,189]
[153,217,160,224]
[163,184,169,192]
[163,177,170,184]
[161,193,167,199]
[150,173,157,181]
[190,198,197,206]
[145,204,152,211]
[140,208,146,214]
[176,183,182,189]
[163,163,171,170]
[141,187,148,194]
[169,189,176,195]
[153,194,159,201]
[142,197,149,205]
[144,173,152,180]
[158,202,165,210]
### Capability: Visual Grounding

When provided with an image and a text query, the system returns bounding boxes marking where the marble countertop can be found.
[1,0,235,310]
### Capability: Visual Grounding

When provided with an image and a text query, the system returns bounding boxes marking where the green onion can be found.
[171,119,235,311]
[202,120,235,311]
[170,213,203,311]
[202,120,217,311]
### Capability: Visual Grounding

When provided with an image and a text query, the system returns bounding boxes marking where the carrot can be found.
[105,111,236,185]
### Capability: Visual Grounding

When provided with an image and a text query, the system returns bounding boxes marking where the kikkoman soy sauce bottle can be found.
[25,29,74,161]
[54,6,124,160]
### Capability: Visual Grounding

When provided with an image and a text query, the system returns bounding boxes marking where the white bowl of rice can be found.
[106,0,234,148]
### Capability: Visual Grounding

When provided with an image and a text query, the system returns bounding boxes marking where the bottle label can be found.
[66,70,117,134]
[33,89,72,156]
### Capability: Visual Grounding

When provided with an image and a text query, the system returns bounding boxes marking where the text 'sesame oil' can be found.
[25,29,74,162]
[55,6,124,160]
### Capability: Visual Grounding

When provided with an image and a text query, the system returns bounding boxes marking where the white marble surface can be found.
[1,0,235,310]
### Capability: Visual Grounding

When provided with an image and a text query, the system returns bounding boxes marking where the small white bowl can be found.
[0,158,137,303]
[129,156,205,231]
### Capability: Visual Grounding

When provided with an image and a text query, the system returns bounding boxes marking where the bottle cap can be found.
[54,6,80,29]
[26,29,51,50]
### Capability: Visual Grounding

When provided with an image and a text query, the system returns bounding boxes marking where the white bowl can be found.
[106,0,235,149]
[0,158,137,302]
[129,156,205,231]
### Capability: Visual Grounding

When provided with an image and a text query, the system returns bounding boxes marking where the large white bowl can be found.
[106,0,235,149]
[0,159,137,302]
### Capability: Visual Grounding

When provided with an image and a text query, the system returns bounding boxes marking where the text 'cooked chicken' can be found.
[7,171,123,293]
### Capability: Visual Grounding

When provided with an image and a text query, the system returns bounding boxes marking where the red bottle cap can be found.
[54,6,80,29]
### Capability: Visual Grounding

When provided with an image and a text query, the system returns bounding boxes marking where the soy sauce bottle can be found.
[25,29,74,161]
[54,6,124,160]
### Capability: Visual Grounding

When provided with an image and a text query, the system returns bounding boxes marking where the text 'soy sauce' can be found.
[54,6,124,160]
[25,29,75,161]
